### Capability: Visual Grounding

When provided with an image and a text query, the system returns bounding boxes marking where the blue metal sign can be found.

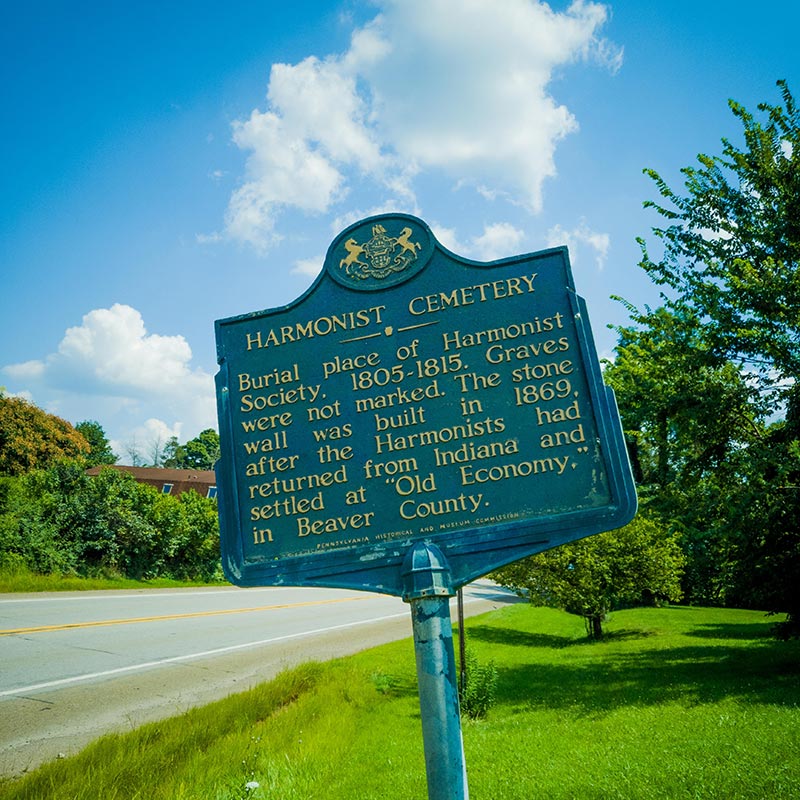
[214,213,636,595]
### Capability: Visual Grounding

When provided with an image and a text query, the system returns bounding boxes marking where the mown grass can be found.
[1,604,798,799]
[0,565,221,593]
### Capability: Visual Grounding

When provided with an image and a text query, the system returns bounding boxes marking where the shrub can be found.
[459,646,498,720]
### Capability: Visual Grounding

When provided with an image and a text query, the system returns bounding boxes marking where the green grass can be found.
[0,565,221,593]
[2,604,798,799]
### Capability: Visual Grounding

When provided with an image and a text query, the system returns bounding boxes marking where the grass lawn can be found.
[1,603,798,799]
[0,566,222,593]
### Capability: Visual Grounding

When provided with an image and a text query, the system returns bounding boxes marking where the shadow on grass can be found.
[467,625,655,650]
[469,623,800,713]
[489,637,800,713]
[465,626,577,649]
[685,621,776,640]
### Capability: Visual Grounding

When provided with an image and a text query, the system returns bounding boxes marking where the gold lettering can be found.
[374,417,506,453]
[459,455,572,485]
[245,454,300,476]
[354,380,444,412]
[363,456,419,479]
[240,412,293,433]
[399,493,484,520]
[434,438,519,466]
[442,314,564,351]
[244,305,386,349]
[250,491,325,520]
[296,512,375,536]
[247,465,348,500]
[409,275,538,317]
[239,384,321,412]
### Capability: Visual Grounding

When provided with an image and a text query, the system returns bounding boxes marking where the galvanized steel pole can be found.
[403,542,468,800]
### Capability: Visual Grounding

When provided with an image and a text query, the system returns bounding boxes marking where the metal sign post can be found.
[213,213,637,799]
[403,542,467,800]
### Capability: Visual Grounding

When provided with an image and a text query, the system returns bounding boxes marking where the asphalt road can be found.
[0,580,516,777]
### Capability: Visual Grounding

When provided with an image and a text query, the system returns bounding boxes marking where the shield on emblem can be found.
[363,225,394,273]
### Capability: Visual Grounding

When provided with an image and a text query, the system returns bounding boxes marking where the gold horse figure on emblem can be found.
[339,238,368,273]
[396,227,422,258]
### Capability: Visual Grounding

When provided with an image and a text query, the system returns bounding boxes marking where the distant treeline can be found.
[0,460,220,582]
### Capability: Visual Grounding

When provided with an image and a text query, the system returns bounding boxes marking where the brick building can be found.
[86,466,217,499]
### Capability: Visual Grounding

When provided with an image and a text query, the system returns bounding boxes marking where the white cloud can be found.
[356,0,617,209]
[1,304,216,460]
[225,0,621,250]
[196,231,223,245]
[471,223,526,261]
[430,224,465,255]
[0,387,34,402]
[329,196,423,239]
[47,304,207,396]
[430,221,525,261]
[3,359,45,380]
[112,418,184,466]
[292,256,324,278]
[225,52,386,252]
[547,220,610,270]
[266,57,384,171]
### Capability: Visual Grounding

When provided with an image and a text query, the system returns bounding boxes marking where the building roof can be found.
[86,465,216,497]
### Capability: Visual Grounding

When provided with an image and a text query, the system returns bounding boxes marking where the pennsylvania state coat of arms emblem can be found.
[338,224,422,281]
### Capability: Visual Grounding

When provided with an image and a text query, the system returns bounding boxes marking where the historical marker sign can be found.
[214,213,637,595]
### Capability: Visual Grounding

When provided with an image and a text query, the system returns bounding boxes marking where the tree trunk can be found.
[587,614,604,640]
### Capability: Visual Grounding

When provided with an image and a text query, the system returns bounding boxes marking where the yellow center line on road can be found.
[0,596,368,636]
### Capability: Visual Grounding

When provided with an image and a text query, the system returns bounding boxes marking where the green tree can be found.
[602,306,766,605]
[631,81,800,633]
[0,393,89,476]
[721,413,800,637]
[175,490,222,581]
[162,436,181,468]
[605,304,762,492]
[75,420,117,467]
[177,429,220,470]
[638,80,800,407]
[1,462,221,581]
[492,516,684,639]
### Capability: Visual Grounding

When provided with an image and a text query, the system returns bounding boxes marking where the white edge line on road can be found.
[0,594,499,699]
[1,611,412,699]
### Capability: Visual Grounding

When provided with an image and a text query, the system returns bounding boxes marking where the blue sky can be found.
[2,0,798,461]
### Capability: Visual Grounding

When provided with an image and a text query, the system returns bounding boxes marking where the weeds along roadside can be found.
[1,603,799,800]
